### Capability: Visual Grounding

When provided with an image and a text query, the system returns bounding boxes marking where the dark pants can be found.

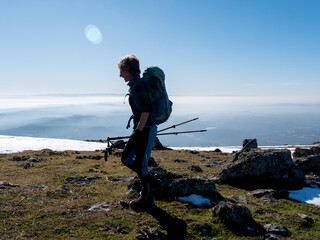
[121,125,157,178]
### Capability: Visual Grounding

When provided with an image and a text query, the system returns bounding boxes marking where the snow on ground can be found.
[171,145,317,153]
[288,181,320,206]
[177,194,225,207]
[0,135,106,153]
[171,146,241,153]
[177,194,214,207]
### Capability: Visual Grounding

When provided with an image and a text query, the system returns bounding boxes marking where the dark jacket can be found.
[127,77,152,127]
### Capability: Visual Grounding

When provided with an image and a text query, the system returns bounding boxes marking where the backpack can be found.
[142,66,173,125]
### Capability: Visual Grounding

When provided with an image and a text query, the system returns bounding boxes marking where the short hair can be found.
[117,55,141,77]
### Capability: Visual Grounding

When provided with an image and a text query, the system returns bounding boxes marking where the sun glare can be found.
[84,25,103,44]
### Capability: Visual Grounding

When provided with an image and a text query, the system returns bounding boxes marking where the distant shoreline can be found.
[1,134,319,154]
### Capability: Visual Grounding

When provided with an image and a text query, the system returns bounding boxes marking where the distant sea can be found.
[1,94,320,147]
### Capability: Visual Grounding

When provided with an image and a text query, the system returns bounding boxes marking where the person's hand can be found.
[133,128,142,136]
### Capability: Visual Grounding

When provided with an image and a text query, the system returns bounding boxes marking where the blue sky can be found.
[1,0,319,96]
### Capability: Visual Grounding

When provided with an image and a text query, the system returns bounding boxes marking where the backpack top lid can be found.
[143,66,165,82]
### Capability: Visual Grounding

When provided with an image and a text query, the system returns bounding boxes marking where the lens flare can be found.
[84,25,103,44]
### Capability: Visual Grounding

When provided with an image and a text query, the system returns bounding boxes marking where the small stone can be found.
[89,169,106,174]
[23,162,32,169]
[228,195,248,205]
[297,213,314,225]
[27,157,42,163]
[88,202,111,212]
[174,159,188,163]
[0,181,19,188]
[11,156,22,161]
[66,175,101,185]
[136,228,165,240]
[189,150,199,155]
[57,185,71,192]
[189,165,203,172]
[264,233,281,240]
[263,223,290,237]
[106,175,133,182]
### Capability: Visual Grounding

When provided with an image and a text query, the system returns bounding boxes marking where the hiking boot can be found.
[129,194,154,211]
[130,181,154,211]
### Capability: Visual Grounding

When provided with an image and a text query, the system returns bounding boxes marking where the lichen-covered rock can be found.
[88,202,111,212]
[127,167,216,200]
[27,157,42,163]
[212,202,265,236]
[214,149,304,189]
[263,223,290,237]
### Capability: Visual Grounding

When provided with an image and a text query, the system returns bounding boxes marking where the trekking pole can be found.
[157,129,207,136]
[104,129,207,162]
[157,117,199,133]
[106,117,200,141]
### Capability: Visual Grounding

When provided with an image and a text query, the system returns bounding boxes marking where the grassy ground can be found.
[1,149,320,239]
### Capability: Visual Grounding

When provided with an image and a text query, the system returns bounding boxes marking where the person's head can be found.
[117,55,141,82]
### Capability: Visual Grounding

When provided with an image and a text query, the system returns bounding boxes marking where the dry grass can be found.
[1,149,320,239]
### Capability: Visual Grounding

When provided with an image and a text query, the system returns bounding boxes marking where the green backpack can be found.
[142,66,173,125]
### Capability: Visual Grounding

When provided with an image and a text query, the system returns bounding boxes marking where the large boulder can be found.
[212,202,265,236]
[126,167,217,200]
[293,146,320,175]
[214,149,305,189]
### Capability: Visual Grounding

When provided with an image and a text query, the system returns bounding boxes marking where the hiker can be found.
[117,55,159,209]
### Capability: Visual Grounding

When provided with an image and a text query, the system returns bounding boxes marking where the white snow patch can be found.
[171,145,317,154]
[288,184,320,206]
[0,135,106,153]
[177,194,214,207]
[171,146,242,153]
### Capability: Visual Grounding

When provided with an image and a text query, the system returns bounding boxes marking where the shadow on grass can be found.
[146,205,187,240]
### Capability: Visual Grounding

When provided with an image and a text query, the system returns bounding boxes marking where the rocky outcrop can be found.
[293,146,320,158]
[214,149,305,189]
[293,146,320,175]
[233,138,258,162]
[212,202,265,236]
[126,167,217,200]
[250,189,288,204]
